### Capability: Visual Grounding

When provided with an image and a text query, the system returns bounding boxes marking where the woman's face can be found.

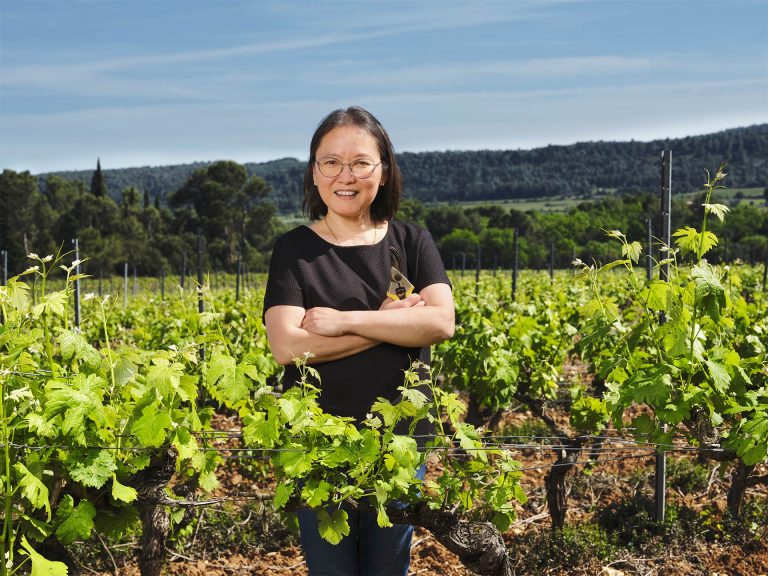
[313,125,385,222]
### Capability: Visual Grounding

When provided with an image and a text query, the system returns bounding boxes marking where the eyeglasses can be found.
[315,157,381,179]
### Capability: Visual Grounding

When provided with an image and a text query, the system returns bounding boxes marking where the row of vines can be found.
[1,168,766,575]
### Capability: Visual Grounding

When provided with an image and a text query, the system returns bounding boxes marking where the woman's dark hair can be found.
[303,106,402,222]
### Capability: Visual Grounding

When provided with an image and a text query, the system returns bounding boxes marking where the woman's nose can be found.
[337,164,356,180]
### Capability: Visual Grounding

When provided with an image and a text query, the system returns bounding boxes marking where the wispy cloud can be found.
[2,4,549,87]
[304,56,655,89]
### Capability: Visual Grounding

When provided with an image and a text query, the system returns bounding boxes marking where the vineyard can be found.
[1,170,767,576]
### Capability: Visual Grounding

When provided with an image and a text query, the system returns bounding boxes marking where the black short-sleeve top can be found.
[263,219,451,422]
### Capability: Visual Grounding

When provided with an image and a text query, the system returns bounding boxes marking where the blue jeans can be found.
[297,466,425,576]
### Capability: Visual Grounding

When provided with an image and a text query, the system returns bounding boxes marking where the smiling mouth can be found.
[334,190,357,197]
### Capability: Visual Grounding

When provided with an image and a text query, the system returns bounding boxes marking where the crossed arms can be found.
[264,283,455,366]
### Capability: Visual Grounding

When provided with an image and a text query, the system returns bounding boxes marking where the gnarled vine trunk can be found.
[527,398,588,530]
[727,460,756,519]
[465,393,504,430]
[385,502,513,576]
[544,436,586,530]
[685,407,768,520]
[131,447,177,576]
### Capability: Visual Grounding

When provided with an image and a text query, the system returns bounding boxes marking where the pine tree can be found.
[90,158,107,197]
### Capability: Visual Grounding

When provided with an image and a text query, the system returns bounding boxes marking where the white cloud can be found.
[1,3,549,88]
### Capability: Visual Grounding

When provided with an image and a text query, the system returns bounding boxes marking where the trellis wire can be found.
[1,439,729,456]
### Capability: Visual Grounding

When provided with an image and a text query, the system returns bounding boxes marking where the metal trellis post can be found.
[656,149,672,529]
[646,217,653,281]
[197,232,205,361]
[763,248,768,292]
[72,238,81,329]
[181,252,187,289]
[475,245,481,295]
[236,253,242,302]
[549,241,555,282]
[512,228,519,300]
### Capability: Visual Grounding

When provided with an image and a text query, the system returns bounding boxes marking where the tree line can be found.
[2,158,766,280]
[0,161,285,279]
[36,124,768,215]
[402,193,768,271]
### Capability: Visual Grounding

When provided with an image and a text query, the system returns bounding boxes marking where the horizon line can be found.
[10,121,767,176]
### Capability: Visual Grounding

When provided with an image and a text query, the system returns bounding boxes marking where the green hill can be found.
[38,124,768,214]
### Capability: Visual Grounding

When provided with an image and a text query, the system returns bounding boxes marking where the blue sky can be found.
[1,0,766,174]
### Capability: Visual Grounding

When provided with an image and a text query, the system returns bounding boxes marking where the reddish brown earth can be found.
[76,410,767,576]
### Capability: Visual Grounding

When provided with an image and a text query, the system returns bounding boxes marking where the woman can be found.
[263,106,454,576]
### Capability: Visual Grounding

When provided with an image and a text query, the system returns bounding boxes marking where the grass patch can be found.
[172,499,299,557]
[500,418,555,444]
[508,523,618,574]
[666,457,712,493]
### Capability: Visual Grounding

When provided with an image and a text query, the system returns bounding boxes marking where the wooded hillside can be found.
[38,124,768,213]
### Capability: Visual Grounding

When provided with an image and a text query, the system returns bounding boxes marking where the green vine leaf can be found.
[32,291,68,319]
[317,508,350,545]
[54,495,96,546]
[622,241,642,264]
[275,443,316,476]
[301,479,332,507]
[704,360,731,395]
[642,281,674,312]
[56,327,102,370]
[243,407,281,448]
[14,462,52,521]
[387,434,420,468]
[67,449,117,489]
[673,227,718,258]
[274,481,293,509]
[20,536,68,576]
[691,263,727,322]
[131,401,173,447]
[146,358,185,400]
[702,203,730,222]
[111,474,138,503]
[206,350,257,407]
[43,374,109,445]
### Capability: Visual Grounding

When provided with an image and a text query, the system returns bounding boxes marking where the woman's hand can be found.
[379,293,425,310]
[302,295,425,337]
[300,307,347,337]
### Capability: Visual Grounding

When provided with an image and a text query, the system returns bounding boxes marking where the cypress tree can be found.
[90,158,107,197]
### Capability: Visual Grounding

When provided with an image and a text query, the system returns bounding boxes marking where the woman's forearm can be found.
[344,305,454,347]
[281,330,379,365]
[300,284,455,348]
[265,306,379,365]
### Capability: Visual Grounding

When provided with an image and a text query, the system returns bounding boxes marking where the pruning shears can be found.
[387,247,414,301]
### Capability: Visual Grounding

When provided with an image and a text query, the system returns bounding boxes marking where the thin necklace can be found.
[324,218,378,246]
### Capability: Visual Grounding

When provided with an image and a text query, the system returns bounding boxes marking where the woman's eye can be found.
[353,160,373,168]
[321,159,338,166]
